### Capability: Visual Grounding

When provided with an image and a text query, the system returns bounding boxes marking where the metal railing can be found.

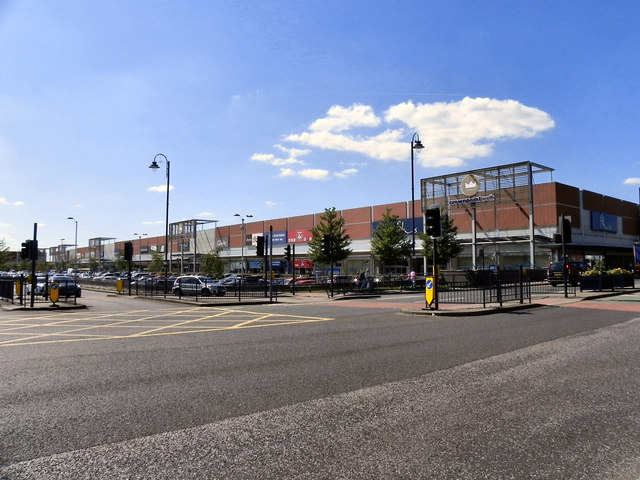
[81,276,290,303]
[437,269,575,307]
[0,275,80,306]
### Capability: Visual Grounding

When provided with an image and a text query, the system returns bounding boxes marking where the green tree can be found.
[148,250,165,275]
[201,248,224,278]
[370,208,412,270]
[308,207,352,265]
[0,238,11,270]
[88,256,100,272]
[419,213,462,268]
[114,250,128,272]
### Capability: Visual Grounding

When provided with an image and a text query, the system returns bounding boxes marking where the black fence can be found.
[82,277,290,303]
[0,275,81,306]
[437,269,575,307]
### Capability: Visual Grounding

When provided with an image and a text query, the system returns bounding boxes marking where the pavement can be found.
[2,286,639,315]
[276,287,640,316]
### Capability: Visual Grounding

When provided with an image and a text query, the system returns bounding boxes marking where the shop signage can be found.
[448,173,494,206]
[461,174,480,197]
[591,211,617,233]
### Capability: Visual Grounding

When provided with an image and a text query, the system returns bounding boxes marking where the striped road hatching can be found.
[0,307,335,347]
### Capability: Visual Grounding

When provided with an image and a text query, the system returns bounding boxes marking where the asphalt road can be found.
[1,291,639,479]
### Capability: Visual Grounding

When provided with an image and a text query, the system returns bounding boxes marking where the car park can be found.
[547,261,589,286]
[172,275,226,297]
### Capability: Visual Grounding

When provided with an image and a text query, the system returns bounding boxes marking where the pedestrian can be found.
[410,270,416,290]
[359,271,367,292]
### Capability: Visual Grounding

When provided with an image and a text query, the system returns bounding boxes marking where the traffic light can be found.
[20,240,37,260]
[322,234,332,257]
[29,240,38,260]
[124,242,133,261]
[256,236,264,257]
[20,241,30,260]
[284,244,291,261]
[562,218,572,244]
[425,208,442,237]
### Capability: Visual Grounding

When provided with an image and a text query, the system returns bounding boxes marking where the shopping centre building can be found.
[56,161,639,275]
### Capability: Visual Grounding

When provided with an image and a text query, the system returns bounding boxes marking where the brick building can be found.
[74,161,638,275]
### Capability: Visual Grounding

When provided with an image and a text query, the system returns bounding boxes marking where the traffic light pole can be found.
[561,214,568,299]
[269,225,273,302]
[30,223,37,308]
[432,237,439,311]
[292,244,296,296]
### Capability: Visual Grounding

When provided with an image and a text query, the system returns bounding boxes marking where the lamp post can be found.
[67,217,78,278]
[134,232,147,272]
[59,239,65,270]
[149,153,170,297]
[234,214,253,275]
[410,132,425,271]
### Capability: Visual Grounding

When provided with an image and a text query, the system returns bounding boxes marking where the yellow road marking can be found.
[0,307,335,347]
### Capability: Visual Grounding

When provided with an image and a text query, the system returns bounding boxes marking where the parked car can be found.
[327,275,357,285]
[50,275,82,297]
[547,261,589,286]
[172,275,226,297]
[27,275,48,295]
[96,273,119,282]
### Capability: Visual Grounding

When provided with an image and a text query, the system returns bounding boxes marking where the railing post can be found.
[519,265,524,304]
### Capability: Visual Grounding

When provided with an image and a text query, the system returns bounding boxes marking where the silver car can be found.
[172,275,226,297]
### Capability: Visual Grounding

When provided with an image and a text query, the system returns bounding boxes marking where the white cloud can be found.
[265,201,277,207]
[384,97,555,167]
[251,144,310,167]
[309,104,381,133]
[278,168,329,180]
[197,211,215,217]
[0,197,24,206]
[299,169,330,180]
[623,178,640,185]
[260,97,554,179]
[148,185,174,193]
[285,128,405,162]
[278,168,296,177]
[334,168,358,179]
[141,220,164,225]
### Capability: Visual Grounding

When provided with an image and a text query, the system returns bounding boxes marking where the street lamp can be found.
[67,217,78,278]
[134,232,147,272]
[410,132,425,270]
[234,214,253,275]
[149,153,170,297]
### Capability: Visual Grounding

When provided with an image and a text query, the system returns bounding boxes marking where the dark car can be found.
[50,275,82,297]
[547,261,589,286]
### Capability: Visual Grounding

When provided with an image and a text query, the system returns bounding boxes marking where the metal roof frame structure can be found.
[419,161,555,269]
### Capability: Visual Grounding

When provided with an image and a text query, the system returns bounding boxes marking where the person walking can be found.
[358,271,367,292]
[409,270,416,290]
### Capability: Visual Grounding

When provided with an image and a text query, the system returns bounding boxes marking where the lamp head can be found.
[149,160,160,170]
[413,139,425,150]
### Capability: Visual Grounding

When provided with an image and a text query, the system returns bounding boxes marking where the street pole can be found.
[148,154,170,297]
[410,133,425,272]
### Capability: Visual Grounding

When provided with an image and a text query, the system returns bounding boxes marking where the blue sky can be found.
[0,0,638,250]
